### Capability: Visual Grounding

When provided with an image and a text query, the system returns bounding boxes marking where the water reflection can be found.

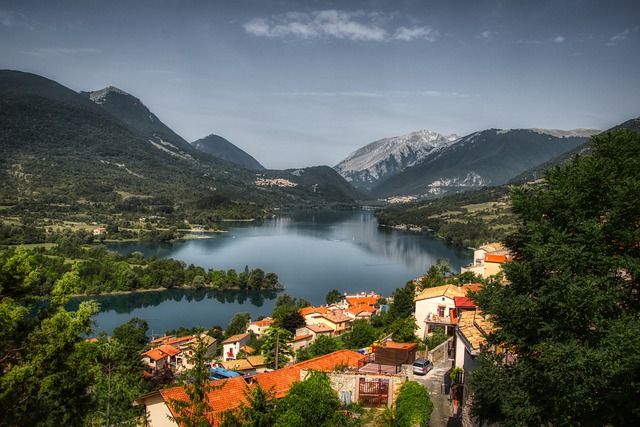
[67,288,280,315]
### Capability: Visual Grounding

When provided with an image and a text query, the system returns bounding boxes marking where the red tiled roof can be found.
[300,306,330,317]
[253,350,366,399]
[454,296,476,309]
[142,344,181,361]
[320,312,351,324]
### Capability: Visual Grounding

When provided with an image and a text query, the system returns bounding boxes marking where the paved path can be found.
[408,358,461,427]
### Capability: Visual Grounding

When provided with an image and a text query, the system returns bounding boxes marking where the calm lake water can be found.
[72,209,472,336]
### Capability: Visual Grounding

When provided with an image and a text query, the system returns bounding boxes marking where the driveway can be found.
[408,358,461,427]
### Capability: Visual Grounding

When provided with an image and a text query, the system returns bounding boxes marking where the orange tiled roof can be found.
[166,336,195,347]
[247,355,267,367]
[320,311,352,324]
[142,344,180,361]
[292,334,313,342]
[161,376,249,426]
[253,350,366,399]
[345,296,379,306]
[223,333,250,344]
[305,323,334,334]
[457,310,495,351]
[377,341,417,351]
[415,284,467,301]
[249,318,274,328]
[241,345,255,354]
[463,283,483,293]
[485,253,510,263]
[300,306,330,317]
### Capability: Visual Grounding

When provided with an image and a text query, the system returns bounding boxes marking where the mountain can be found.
[0,70,363,221]
[334,130,459,190]
[369,128,598,199]
[192,134,265,171]
[510,117,639,184]
[82,86,208,161]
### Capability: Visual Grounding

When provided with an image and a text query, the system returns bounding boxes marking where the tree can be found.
[387,281,415,322]
[393,381,433,427]
[169,331,218,427]
[418,258,451,290]
[325,288,342,305]
[225,312,251,337]
[470,130,640,426]
[342,319,380,350]
[0,264,100,426]
[274,370,352,427]
[261,327,295,369]
[389,317,419,343]
[297,334,339,362]
[222,382,277,427]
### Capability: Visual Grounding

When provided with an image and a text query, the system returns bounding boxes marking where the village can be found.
[134,243,512,426]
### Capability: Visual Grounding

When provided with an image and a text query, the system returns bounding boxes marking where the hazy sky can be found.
[1,0,639,169]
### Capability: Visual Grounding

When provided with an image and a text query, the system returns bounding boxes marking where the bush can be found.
[394,381,434,427]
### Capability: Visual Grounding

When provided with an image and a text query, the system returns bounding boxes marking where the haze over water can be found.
[81,210,471,336]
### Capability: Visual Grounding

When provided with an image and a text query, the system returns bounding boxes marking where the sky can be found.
[1,0,639,169]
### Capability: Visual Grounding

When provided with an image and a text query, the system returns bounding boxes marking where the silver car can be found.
[412,358,433,375]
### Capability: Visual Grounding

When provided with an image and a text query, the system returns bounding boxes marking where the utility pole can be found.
[275,329,279,369]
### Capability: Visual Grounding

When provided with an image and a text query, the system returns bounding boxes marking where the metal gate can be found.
[358,378,389,407]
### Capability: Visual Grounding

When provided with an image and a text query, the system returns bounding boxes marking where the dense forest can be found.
[0,242,282,297]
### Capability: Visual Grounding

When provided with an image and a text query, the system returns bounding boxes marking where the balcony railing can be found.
[424,313,453,324]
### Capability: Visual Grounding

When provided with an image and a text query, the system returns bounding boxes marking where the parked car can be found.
[412,358,433,375]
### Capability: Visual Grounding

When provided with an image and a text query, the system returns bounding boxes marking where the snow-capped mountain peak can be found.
[334,130,459,190]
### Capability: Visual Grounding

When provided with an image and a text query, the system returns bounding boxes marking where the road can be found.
[408,358,461,427]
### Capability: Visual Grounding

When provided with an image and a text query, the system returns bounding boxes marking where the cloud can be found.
[244,10,437,42]
[476,30,497,40]
[606,27,638,46]
[0,8,32,29]
[552,36,565,43]
[516,36,566,45]
[23,47,98,58]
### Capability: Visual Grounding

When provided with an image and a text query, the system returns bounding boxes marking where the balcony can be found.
[424,312,453,325]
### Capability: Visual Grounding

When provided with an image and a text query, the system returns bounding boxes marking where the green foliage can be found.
[341,319,381,350]
[387,281,416,322]
[297,334,341,362]
[225,312,251,338]
[223,382,278,427]
[470,130,640,426]
[271,293,307,334]
[393,381,433,427]
[376,186,513,247]
[325,288,342,305]
[274,370,353,427]
[418,258,452,290]
[425,326,448,350]
[261,327,295,369]
[389,317,419,343]
[169,330,218,427]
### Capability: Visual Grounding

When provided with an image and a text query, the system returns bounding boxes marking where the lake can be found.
[73,209,472,337]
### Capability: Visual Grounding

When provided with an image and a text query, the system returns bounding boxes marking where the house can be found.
[222,333,250,361]
[92,227,106,235]
[346,304,377,320]
[453,310,499,419]
[246,317,274,337]
[340,292,381,310]
[299,305,331,323]
[414,284,468,339]
[218,355,268,374]
[309,311,352,336]
[134,350,367,426]
[141,344,181,372]
[175,335,217,370]
[460,242,513,279]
